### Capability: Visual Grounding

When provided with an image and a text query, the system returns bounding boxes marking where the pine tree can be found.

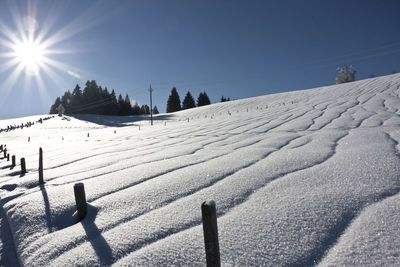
[153,106,159,114]
[109,89,119,115]
[132,101,141,115]
[117,94,124,115]
[61,91,72,113]
[70,84,82,113]
[120,94,132,115]
[166,87,181,113]
[140,104,150,115]
[221,96,230,102]
[182,91,196,109]
[81,80,102,113]
[197,91,211,107]
[49,97,61,114]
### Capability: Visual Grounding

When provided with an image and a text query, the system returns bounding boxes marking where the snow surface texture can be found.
[1,74,400,266]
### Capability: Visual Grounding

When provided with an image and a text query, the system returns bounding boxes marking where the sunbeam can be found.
[0,0,123,108]
[0,0,79,110]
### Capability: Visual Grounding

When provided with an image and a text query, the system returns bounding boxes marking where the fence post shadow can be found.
[0,165,12,170]
[39,184,53,232]
[79,205,114,265]
[0,205,20,267]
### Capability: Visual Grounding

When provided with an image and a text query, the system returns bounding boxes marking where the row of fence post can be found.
[0,144,43,179]
[1,144,221,266]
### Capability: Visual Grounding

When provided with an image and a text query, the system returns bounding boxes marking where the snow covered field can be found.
[1,74,400,266]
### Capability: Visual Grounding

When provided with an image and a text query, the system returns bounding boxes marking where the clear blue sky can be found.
[1,0,400,119]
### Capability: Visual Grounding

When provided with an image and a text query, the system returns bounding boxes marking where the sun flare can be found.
[0,0,109,107]
[13,40,45,75]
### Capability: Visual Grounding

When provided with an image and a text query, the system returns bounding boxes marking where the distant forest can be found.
[49,80,158,116]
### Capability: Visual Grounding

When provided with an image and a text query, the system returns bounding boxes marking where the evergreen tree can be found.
[117,94,124,115]
[81,80,101,113]
[166,87,181,113]
[153,106,159,114]
[100,87,110,115]
[197,91,211,107]
[221,96,230,102]
[61,91,72,112]
[70,84,82,113]
[122,94,132,115]
[182,91,196,109]
[49,97,61,114]
[140,104,150,115]
[131,101,141,115]
[108,89,119,115]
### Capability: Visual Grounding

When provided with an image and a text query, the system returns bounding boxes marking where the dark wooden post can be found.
[12,155,16,167]
[28,136,30,142]
[0,144,3,151]
[201,200,220,267]
[87,133,89,137]
[3,148,6,158]
[39,147,44,184]
[74,183,87,221]
[7,154,9,161]
[20,158,26,173]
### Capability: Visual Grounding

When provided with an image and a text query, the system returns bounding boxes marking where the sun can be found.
[0,0,119,108]
[13,40,45,75]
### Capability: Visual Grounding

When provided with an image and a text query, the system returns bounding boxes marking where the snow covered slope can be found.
[1,74,400,266]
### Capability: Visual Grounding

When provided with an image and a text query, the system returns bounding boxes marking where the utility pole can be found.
[149,84,153,126]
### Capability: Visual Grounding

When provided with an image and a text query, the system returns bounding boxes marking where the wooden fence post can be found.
[20,158,26,173]
[0,144,3,151]
[7,154,9,161]
[39,147,44,184]
[74,183,87,221]
[12,155,16,167]
[3,148,6,158]
[201,200,220,267]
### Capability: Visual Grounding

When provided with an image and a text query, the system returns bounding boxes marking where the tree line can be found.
[166,87,214,113]
[50,80,230,116]
[49,80,159,116]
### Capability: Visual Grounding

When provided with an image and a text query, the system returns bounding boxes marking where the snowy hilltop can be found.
[1,74,400,266]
